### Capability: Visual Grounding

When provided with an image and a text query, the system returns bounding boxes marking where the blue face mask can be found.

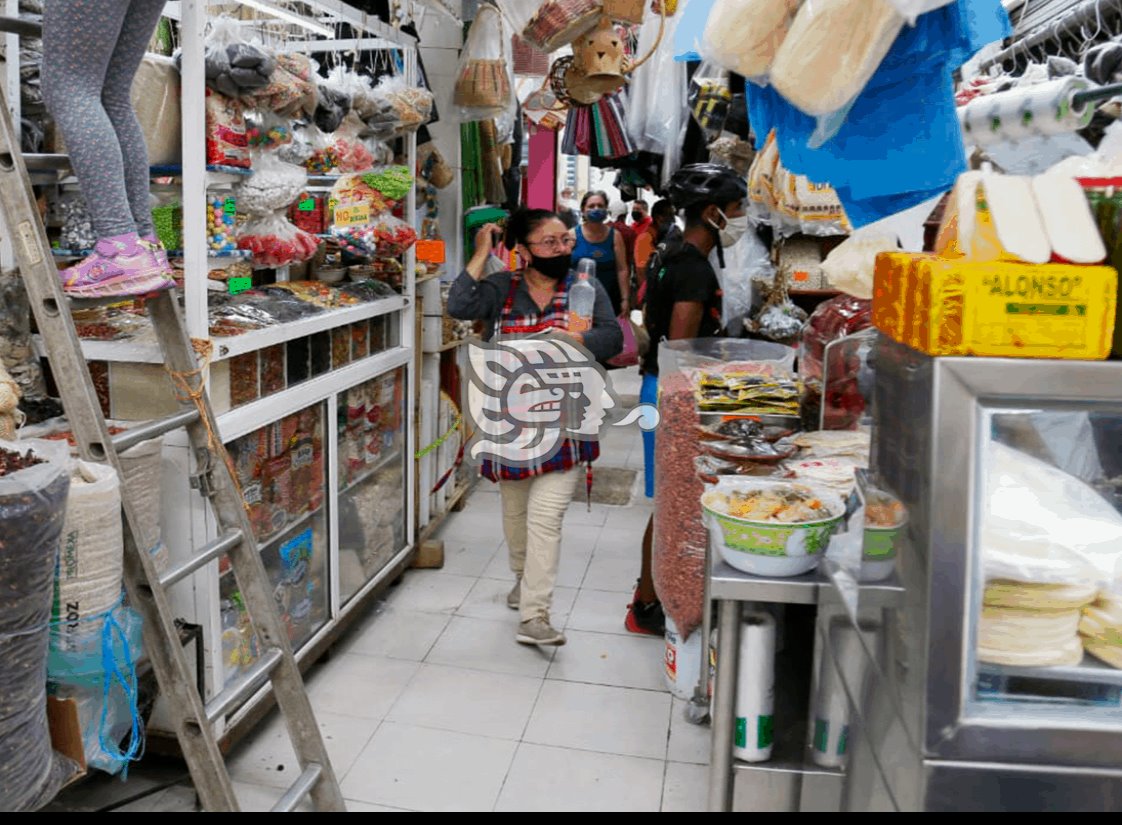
[584,208,608,224]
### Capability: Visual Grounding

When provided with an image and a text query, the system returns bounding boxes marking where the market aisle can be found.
[204,367,713,812]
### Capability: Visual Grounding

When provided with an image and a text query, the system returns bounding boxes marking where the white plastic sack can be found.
[821,230,897,300]
[982,442,1122,590]
[626,9,687,154]
[53,461,124,653]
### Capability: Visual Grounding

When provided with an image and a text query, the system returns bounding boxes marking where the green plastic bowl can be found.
[702,486,845,577]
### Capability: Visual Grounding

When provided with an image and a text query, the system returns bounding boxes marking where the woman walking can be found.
[448,210,623,646]
[571,191,631,317]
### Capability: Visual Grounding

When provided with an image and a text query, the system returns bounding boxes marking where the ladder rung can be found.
[112,409,200,452]
[271,763,324,812]
[158,529,244,589]
[204,648,284,724]
[22,153,69,171]
[0,16,42,38]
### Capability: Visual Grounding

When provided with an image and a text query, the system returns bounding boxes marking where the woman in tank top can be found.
[570,190,630,317]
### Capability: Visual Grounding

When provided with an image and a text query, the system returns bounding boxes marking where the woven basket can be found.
[523,0,603,53]
[512,35,550,76]
[453,59,512,109]
[604,0,645,24]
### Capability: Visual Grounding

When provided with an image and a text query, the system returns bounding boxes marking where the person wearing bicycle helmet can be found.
[625,163,748,637]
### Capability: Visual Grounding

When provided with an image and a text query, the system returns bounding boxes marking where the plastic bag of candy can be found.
[250,52,317,118]
[374,74,433,137]
[361,165,414,202]
[236,211,321,267]
[201,16,276,98]
[329,173,394,217]
[246,110,293,150]
[333,213,417,258]
[205,88,250,168]
[238,151,308,215]
[314,73,352,134]
[304,126,340,175]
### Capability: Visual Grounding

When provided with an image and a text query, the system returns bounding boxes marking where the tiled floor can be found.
[121,368,712,812]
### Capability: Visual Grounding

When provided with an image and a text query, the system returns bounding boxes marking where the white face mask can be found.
[710,208,749,248]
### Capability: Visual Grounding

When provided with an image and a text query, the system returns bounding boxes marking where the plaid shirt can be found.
[481,270,600,483]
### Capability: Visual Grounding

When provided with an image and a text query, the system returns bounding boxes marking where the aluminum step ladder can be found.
[0,22,345,814]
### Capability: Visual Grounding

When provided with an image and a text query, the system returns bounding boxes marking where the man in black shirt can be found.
[627,164,749,636]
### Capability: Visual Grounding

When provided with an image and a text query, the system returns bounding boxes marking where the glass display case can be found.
[337,366,408,604]
[220,402,331,689]
[838,337,1122,811]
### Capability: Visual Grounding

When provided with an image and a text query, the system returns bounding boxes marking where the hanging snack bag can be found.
[205,88,250,169]
[237,212,321,267]
[688,60,732,134]
[203,16,276,98]
[452,4,514,122]
[251,52,319,118]
[702,0,801,82]
[238,151,309,215]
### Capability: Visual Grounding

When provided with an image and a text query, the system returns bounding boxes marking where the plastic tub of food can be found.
[860,490,906,582]
[315,266,347,284]
[702,478,845,577]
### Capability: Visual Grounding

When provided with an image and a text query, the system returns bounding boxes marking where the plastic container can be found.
[860,489,906,582]
[569,258,597,334]
[659,337,796,378]
[702,478,845,577]
[664,615,703,700]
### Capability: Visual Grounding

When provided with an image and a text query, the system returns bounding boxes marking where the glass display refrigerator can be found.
[828,337,1122,811]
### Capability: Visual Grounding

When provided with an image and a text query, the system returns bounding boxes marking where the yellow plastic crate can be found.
[873,253,1118,360]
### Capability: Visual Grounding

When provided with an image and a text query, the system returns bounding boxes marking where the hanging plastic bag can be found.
[205,88,250,169]
[314,76,352,134]
[279,124,314,166]
[0,438,80,811]
[494,0,545,36]
[701,0,800,83]
[330,113,375,173]
[639,12,687,152]
[452,4,514,122]
[333,213,418,258]
[236,212,321,267]
[202,16,276,98]
[885,0,955,25]
[238,151,308,215]
[246,110,294,151]
[250,52,318,118]
[821,229,898,299]
[688,59,732,134]
[375,73,434,137]
[711,228,771,330]
[769,0,905,128]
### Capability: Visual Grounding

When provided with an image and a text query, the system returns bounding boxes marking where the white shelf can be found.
[211,295,408,360]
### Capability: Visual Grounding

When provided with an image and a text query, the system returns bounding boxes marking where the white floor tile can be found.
[387,663,541,740]
[457,576,519,622]
[556,548,593,589]
[602,505,654,535]
[668,698,712,765]
[496,743,664,812]
[481,545,516,580]
[549,585,579,627]
[565,504,610,526]
[337,607,451,662]
[661,761,709,812]
[547,629,667,692]
[524,680,671,760]
[565,588,634,636]
[305,653,420,720]
[340,722,516,811]
[232,780,311,812]
[345,801,416,811]
[433,511,505,544]
[582,552,641,593]
[440,540,500,577]
[426,615,556,677]
[560,522,604,554]
[114,786,197,812]
[383,570,477,614]
[228,709,380,789]
[595,524,642,558]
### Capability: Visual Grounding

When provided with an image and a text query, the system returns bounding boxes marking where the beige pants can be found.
[500,467,581,622]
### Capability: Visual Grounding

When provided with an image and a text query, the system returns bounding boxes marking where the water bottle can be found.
[569,258,597,334]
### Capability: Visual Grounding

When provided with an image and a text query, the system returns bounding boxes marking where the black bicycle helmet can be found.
[667,163,747,212]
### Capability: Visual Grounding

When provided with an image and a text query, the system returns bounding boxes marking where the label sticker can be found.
[297,197,317,212]
[228,276,253,295]
[415,239,446,264]
[334,202,371,228]
[279,527,313,568]
[291,443,314,469]
[224,197,236,215]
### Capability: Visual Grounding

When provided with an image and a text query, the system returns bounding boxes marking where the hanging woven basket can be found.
[523,0,605,54]
[603,0,646,24]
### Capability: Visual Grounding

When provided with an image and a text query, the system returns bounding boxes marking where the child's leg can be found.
[101,0,167,238]
[42,0,135,240]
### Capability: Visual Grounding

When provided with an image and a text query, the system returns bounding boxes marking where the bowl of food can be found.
[702,480,846,577]
[314,266,347,284]
[860,490,907,582]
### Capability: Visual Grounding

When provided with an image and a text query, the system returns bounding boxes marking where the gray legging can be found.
[42,0,166,240]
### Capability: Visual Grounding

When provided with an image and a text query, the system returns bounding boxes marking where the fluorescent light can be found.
[237,0,334,37]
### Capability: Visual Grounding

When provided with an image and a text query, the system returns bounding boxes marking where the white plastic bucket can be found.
[665,615,703,700]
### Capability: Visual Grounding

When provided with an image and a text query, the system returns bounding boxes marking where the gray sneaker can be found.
[516,616,566,646]
[507,577,521,610]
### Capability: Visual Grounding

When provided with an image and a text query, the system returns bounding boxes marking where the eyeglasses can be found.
[527,235,576,252]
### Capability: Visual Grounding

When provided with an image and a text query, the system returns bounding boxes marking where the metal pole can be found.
[707,598,741,812]
[686,531,715,724]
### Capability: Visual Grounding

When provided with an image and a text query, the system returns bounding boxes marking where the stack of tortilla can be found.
[1079,594,1122,669]
[782,431,871,496]
[978,580,1099,668]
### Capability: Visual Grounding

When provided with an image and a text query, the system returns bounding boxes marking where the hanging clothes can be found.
[746,0,1011,228]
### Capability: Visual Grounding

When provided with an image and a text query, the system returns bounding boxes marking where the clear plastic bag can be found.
[710,228,771,331]
[314,75,352,134]
[982,442,1122,591]
[333,213,418,258]
[246,110,293,151]
[238,151,309,216]
[769,0,905,129]
[688,59,732,134]
[205,88,250,169]
[452,5,514,122]
[249,52,318,118]
[643,17,688,154]
[203,15,276,98]
[375,74,434,137]
[0,438,81,811]
[701,0,800,83]
[493,0,540,36]
[236,212,321,267]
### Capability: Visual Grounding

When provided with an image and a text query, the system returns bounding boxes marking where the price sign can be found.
[297,197,317,212]
[223,197,236,215]
[415,239,446,264]
[334,201,371,228]
[228,276,253,295]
